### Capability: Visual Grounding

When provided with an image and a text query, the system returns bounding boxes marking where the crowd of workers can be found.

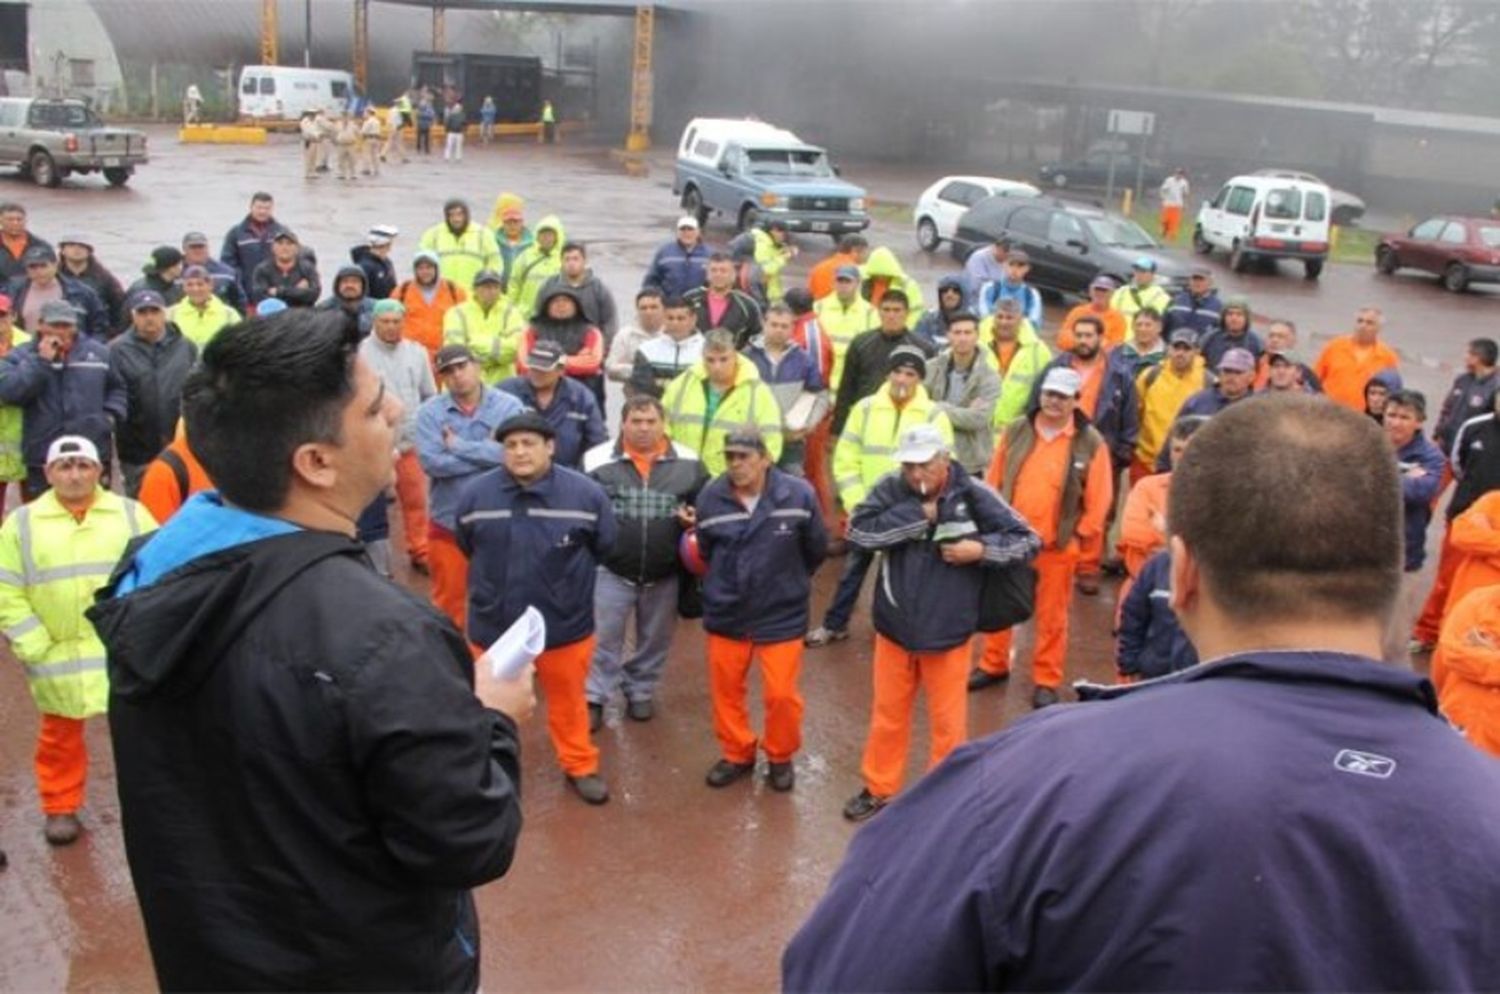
[1,179,1499,987]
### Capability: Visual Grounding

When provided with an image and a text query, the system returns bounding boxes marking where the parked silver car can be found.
[0,97,149,188]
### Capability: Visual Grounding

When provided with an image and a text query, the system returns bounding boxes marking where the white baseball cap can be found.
[676,216,700,231]
[46,435,100,467]
[1040,367,1083,398]
[895,424,950,464]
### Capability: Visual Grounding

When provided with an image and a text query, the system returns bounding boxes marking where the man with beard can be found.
[316,265,375,338]
[250,231,320,309]
[392,250,466,370]
[419,199,501,291]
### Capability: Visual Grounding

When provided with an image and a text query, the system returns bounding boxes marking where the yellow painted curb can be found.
[180,125,268,144]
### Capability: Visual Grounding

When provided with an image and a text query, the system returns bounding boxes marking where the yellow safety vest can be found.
[418,222,503,291]
[0,328,31,482]
[813,294,879,391]
[833,384,953,509]
[0,488,155,718]
[169,296,241,348]
[443,298,525,384]
[663,355,784,476]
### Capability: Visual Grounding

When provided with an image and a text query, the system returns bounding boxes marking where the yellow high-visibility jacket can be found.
[443,297,526,383]
[834,383,953,509]
[0,487,155,718]
[663,355,784,476]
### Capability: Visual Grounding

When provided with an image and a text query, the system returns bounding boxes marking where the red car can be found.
[1376,215,1500,293]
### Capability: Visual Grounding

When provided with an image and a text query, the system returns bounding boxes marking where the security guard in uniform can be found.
[0,436,154,844]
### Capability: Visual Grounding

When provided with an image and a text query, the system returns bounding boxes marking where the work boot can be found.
[705,758,756,788]
[566,774,610,805]
[767,761,795,792]
[1101,557,1126,577]
[587,702,603,733]
[43,813,81,846]
[804,625,849,648]
[626,698,654,722]
[1032,686,1061,710]
[841,789,887,823]
[967,668,1010,692]
[1075,573,1101,596]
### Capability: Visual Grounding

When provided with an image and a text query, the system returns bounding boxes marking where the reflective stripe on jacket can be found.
[417,223,502,291]
[0,488,154,717]
[443,298,525,383]
[662,354,784,476]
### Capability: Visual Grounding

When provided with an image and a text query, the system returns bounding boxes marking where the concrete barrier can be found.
[181,125,267,145]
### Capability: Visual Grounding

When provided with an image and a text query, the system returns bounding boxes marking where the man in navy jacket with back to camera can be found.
[784,394,1500,992]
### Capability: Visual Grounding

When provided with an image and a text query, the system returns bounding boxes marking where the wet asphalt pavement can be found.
[0,127,1484,991]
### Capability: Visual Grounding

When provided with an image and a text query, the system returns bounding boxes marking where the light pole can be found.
[303,0,313,68]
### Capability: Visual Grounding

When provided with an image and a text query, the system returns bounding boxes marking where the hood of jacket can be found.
[533,282,591,323]
[332,263,368,295]
[862,246,909,282]
[1367,367,1404,395]
[349,244,390,268]
[532,214,566,254]
[934,274,971,316]
[443,198,471,233]
[87,494,361,703]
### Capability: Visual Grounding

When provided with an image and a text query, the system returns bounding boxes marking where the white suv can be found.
[913,175,1038,252]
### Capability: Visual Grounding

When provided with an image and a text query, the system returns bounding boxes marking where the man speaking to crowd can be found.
[89,310,534,992]
[784,394,1500,991]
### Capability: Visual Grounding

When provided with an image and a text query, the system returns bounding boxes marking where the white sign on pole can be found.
[1108,109,1156,136]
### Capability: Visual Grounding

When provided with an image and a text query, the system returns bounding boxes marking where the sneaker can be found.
[705,758,756,788]
[1075,573,1101,596]
[566,774,610,805]
[626,698,654,722]
[43,813,81,846]
[587,702,603,733]
[967,668,1011,692]
[841,788,887,822]
[805,625,849,648]
[767,761,795,792]
[1032,686,1061,710]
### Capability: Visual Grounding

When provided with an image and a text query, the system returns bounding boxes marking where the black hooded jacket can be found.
[88,529,522,992]
[351,243,398,299]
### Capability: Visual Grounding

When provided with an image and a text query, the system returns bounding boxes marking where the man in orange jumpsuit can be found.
[1314,307,1400,411]
[391,250,466,371]
[841,424,1039,821]
[1433,586,1500,758]
[973,367,1113,708]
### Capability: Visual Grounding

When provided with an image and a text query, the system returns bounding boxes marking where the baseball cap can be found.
[835,264,860,282]
[1088,275,1117,292]
[0,293,10,315]
[23,245,57,266]
[495,411,555,442]
[527,340,566,372]
[181,265,211,281]
[894,423,949,464]
[1005,249,1031,265]
[1267,348,1302,366]
[1168,328,1198,347]
[1189,264,1213,278]
[367,224,398,246]
[38,300,78,325]
[45,435,100,467]
[434,344,475,373]
[473,269,504,288]
[131,290,167,311]
[149,246,184,272]
[181,231,210,247]
[57,234,92,250]
[722,428,769,456]
[887,345,928,378]
[1131,255,1157,272]
[272,229,298,244]
[1041,366,1083,397]
[256,298,289,317]
[1218,348,1256,373]
[676,216,700,231]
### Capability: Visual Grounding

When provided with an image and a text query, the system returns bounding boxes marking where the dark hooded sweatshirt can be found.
[316,263,376,338]
[88,494,522,992]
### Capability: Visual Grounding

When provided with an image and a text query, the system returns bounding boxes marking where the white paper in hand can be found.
[484,605,547,680]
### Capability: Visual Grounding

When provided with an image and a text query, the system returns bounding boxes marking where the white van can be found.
[1193,174,1332,279]
[237,66,354,121]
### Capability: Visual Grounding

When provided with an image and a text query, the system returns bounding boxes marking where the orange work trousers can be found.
[803,414,837,535]
[1413,526,1461,644]
[428,526,469,634]
[979,546,1077,688]
[537,636,600,777]
[36,714,88,814]
[707,633,805,764]
[861,634,969,798]
[393,450,430,565]
[1160,204,1183,241]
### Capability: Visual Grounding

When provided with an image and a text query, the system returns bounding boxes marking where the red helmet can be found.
[678,529,708,578]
